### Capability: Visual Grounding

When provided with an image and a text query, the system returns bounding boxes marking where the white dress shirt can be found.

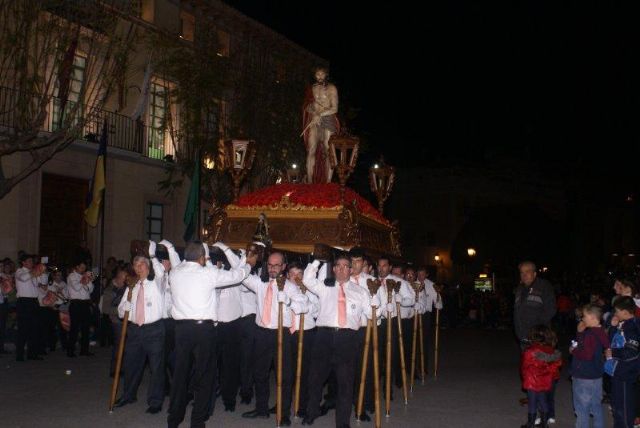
[170,260,249,321]
[50,280,68,304]
[291,291,320,331]
[303,260,373,331]
[240,285,257,317]
[242,274,308,329]
[118,278,165,324]
[351,271,383,326]
[15,267,39,298]
[378,274,415,319]
[150,241,181,319]
[421,278,443,312]
[217,283,243,323]
[67,271,94,300]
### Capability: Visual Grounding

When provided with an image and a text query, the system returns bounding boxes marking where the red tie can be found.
[262,280,274,327]
[135,281,145,326]
[338,282,347,328]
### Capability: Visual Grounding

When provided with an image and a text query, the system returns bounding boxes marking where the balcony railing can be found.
[0,85,176,161]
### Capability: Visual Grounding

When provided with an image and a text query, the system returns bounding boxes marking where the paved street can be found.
[0,328,614,427]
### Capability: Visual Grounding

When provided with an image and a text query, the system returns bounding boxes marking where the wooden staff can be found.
[276,275,286,427]
[418,311,425,385]
[393,281,408,405]
[434,294,441,379]
[365,279,382,428]
[356,318,372,421]
[410,282,420,392]
[293,278,307,417]
[384,280,394,417]
[357,279,379,421]
[108,279,136,412]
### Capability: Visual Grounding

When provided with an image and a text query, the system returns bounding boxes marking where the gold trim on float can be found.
[227,209,341,220]
[226,242,347,254]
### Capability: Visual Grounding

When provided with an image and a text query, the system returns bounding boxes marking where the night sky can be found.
[223,1,640,181]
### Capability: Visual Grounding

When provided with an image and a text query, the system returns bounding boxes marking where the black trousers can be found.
[611,378,636,428]
[16,297,39,359]
[110,319,122,375]
[401,317,413,380]
[0,301,7,351]
[239,314,256,400]
[291,327,317,413]
[379,318,400,389]
[422,312,433,372]
[307,328,358,427]
[68,300,91,355]
[353,324,375,412]
[99,314,113,347]
[164,318,176,391]
[122,320,165,408]
[254,326,293,416]
[37,307,58,353]
[216,318,242,406]
[168,321,218,428]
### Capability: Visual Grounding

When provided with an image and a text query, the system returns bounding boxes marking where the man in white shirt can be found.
[238,246,260,406]
[212,246,244,413]
[167,241,250,428]
[286,261,320,419]
[302,253,381,428]
[241,251,309,426]
[150,239,180,397]
[349,248,380,421]
[15,254,44,361]
[115,255,166,414]
[377,256,416,392]
[417,266,442,372]
[66,260,94,357]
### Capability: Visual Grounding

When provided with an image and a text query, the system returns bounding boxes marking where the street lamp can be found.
[223,139,256,202]
[369,158,395,213]
[203,154,216,170]
[434,254,441,263]
[286,163,301,184]
[328,135,360,203]
[467,248,476,257]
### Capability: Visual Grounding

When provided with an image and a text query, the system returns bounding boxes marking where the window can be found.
[52,54,86,130]
[204,99,226,140]
[148,81,168,159]
[216,30,230,57]
[145,203,163,241]
[180,12,195,42]
[139,0,154,22]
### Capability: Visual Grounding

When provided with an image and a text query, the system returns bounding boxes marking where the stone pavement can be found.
[0,328,615,427]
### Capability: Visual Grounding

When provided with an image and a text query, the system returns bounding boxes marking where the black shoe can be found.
[295,409,307,419]
[302,416,316,425]
[357,411,371,422]
[224,403,235,412]
[240,395,252,405]
[145,405,162,414]
[80,351,95,356]
[114,398,137,408]
[520,413,536,428]
[241,409,269,419]
[319,401,335,416]
[269,405,276,414]
[280,416,292,426]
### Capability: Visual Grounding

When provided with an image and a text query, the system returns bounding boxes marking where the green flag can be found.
[183,153,200,242]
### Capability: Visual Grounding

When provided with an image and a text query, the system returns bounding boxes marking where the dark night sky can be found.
[223,1,640,179]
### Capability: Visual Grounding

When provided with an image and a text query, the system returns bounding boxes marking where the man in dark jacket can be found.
[514,261,556,349]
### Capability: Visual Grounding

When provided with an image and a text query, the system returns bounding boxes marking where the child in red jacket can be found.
[521,325,562,428]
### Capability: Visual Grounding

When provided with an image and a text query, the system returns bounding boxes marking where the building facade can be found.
[0,0,326,268]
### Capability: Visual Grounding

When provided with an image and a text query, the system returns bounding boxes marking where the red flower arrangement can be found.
[233,183,390,225]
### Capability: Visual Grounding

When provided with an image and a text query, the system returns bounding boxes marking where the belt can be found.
[318,326,353,332]
[128,319,163,328]
[175,319,217,325]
